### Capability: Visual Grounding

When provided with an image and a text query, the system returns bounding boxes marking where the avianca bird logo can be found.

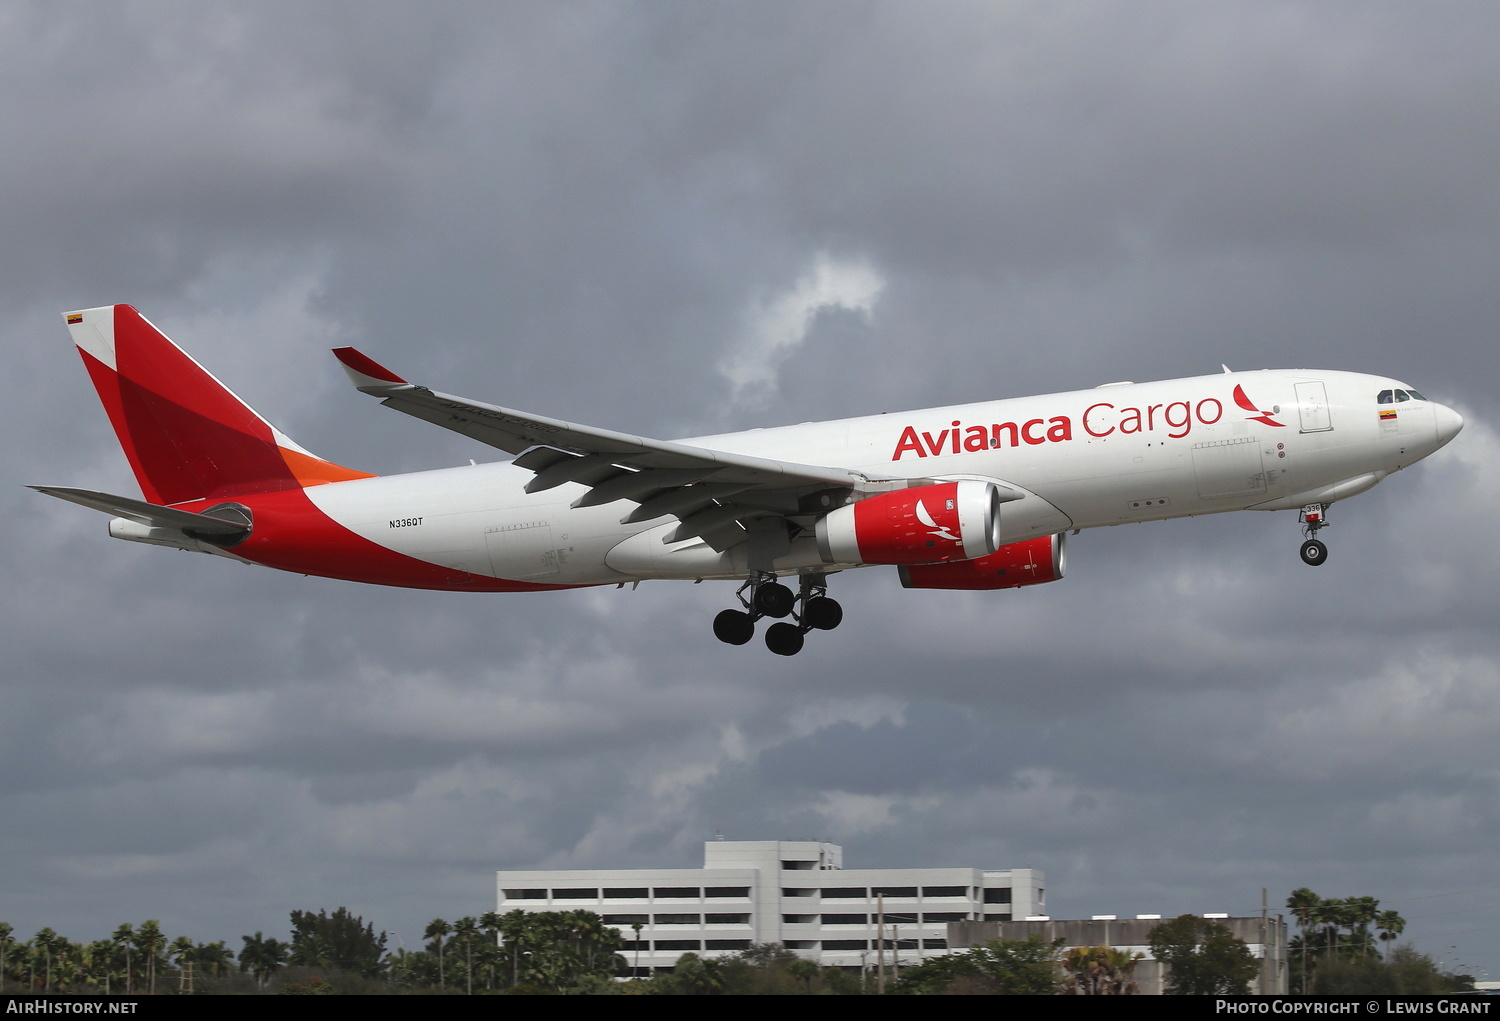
[1233,384,1285,427]
[915,499,961,543]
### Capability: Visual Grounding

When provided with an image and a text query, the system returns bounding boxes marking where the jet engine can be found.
[816,480,1002,566]
[898,532,1065,590]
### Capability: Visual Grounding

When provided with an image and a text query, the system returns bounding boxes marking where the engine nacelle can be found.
[816,480,1002,566]
[898,533,1066,590]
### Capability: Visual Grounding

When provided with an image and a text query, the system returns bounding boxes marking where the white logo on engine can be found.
[915,500,961,543]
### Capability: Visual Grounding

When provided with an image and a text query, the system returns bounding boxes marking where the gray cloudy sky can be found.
[4,0,1497,978]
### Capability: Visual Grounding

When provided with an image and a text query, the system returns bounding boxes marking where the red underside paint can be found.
[177,488,586,593]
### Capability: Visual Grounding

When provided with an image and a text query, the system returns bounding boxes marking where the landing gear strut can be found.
[1299,504,1329,566]
[712,572,843,655]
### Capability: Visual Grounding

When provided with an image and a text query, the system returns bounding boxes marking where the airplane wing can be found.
[332,348,900,551]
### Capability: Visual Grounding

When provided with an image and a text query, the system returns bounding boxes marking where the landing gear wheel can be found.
[753,582,796,618]
[765,621,805,657]
[802,596,843,631]
[1300,539,1327,566]
[713,609,755,645]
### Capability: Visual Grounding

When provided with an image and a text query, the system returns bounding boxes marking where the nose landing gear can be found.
[713,572,843,655]
[1299,504,1329,566]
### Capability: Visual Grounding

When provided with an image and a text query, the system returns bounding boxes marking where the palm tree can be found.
[195,941,234,980]
[112,924,135,994]
[452,917,481,994]
[0,922,14,992]
[1315,898,1345,958]
[1286,888,1320,991]
[239,932,288,989]
[1375,911,1406,958]
[169,936,195,993]
[1346,896,1380,957]
[31,929,60,992]
[499,909,536,987]
[133,921,165,995]
[423,918,451,989]
[1063,945,1142,995]
[83,939,115,993]
[478,912,504,990]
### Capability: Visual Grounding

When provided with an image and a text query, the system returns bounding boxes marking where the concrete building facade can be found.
[496,839,1044,973]
[950,915,1289,994]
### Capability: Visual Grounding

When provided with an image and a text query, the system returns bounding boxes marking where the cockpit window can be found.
[1395,389,1410,403]
[1377,389,1394,404]
[1405,389,1426,401]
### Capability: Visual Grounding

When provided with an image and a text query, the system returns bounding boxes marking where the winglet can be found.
[333,347,409,390]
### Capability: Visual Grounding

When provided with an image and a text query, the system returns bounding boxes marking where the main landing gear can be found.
[712,573,843,656]
[1299,503,1329,566]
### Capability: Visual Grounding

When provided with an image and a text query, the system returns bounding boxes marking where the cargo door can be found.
[1192,437,1268,500]
[485,520,560,579]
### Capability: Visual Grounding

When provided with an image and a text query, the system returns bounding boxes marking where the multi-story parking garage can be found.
[496,839,1044,973]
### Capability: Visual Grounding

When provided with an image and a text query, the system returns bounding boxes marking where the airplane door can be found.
[485,521,561,579]
[1294,381,1333,433]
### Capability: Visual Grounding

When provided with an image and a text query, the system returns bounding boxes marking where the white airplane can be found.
[35,305,1463,656]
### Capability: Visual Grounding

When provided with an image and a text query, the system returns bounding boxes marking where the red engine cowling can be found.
[898,533,1066,590]
[816,481,1002,566]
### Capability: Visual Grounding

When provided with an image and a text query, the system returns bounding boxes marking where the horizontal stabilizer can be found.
[29,486,250,535]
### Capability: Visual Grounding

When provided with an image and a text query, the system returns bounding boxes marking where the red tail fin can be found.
[65,305,372,505]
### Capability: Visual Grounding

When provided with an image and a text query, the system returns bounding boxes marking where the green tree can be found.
[656,952,725,994]
[194,940,234,979]
[169,935,195,993]
[706,943,859,996]
[288,908,387,978]
[239,931,289,989]
[31,928,62,992]
[1147,915,1259,995]
[893,935,1064,995]
[0,922,13,992]
[288,934,333,969]
[477,911,505,990]
[1063,944,1142,995]
[132,920,166,995]
[1375,910,1406,958]
[83,939,116,994]
[424,918,451,989]
[1287,887,1320,991]
[111,924,135,994]
[1313,945,1457,995]
[888,950,980,995]
[452,916,480,994]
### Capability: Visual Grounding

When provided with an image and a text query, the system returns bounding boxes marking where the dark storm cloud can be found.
[2,0,1496,979]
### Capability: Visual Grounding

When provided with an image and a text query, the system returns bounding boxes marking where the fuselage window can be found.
[1377,390,1394,404]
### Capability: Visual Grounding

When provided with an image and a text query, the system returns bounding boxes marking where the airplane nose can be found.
[1433,402,1464,448]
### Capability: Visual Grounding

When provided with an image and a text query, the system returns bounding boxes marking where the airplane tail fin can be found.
[64,305,373,506]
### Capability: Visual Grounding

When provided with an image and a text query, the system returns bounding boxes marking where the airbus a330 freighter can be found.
[36,305,1463,656]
